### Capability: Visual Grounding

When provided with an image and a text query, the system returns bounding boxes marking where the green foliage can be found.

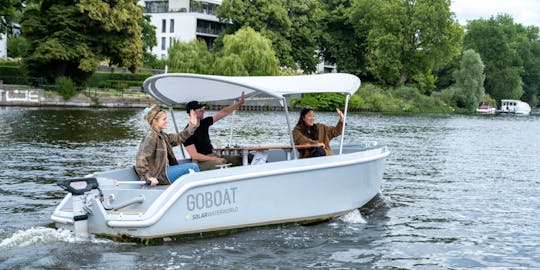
[286,0,325,73]
[217,27,279,76]
[0,59,19,66]
[519,27,540,106]
[21,0,143,84]
[433,86,457,108]
[0,65,22,76]
[348,0,464,93]
[213,55,248,76]
[0,65,29,84]
[294,93,346,111]
[85,72,152,89]
[140,14,157,68]
[142,54,164,69]
[319,0,365,75]
[349,94,364,109]
[56,76,77,100]
[355,83,454,113]
[217,0,322,72]
[291,83,453,113]
[463,15,530,103]
[452,49,486,111]
[167,39,214,74]
[7,35,30,58]
[0,0,23,35]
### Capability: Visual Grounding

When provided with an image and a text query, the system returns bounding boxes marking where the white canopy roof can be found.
[143,73,361,105]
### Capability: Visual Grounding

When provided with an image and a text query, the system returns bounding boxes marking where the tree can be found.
[453,49,485,111]
[217,0,291,67]
[463,15,526,103]
[167,39,214,74]
[139,14,158,68]
[518,26,540,106]
[319,0,366,76]
[215,27,279,76]
[0,0,23,35]
[7,35,29,58]
[20,0,143,84]
[217,0,323,72]
[213,54,248,76]
[348,0,463,94]
[286,0,325,73]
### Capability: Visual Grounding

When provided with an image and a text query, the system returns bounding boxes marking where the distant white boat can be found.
[476,101,496,114]
[497,99,531,115]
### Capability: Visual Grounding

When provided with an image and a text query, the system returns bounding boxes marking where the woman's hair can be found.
[296,106,318,140]
[143,104,165,125]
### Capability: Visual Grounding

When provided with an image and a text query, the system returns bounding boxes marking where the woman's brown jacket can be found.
[135,127,194,185]
[293,120,343,159]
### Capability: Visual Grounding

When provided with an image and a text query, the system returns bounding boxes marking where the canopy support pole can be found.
[339,94,351,155]
[282,97,298,160]
[168,105,186,159]
[228,110,236,146]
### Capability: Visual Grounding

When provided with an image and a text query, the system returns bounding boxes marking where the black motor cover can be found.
[57,178,99,195]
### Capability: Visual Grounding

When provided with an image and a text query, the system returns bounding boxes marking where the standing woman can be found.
[136,105,200,186]
[293,106,344,158]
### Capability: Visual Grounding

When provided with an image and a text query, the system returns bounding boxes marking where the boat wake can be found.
[0,227,110,248]
[338,209,367,224]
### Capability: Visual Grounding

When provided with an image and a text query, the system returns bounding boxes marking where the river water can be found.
[0,107,539,269]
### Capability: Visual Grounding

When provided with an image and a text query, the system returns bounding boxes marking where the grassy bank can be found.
[294,83,459,114]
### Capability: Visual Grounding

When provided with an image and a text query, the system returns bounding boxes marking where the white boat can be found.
[51,73,390,241]
[498,99,531,115]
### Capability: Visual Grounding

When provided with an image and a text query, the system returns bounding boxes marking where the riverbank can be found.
[0,85,152,108]
[0,85,287,110]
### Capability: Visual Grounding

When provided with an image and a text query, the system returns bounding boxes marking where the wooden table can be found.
[213,144,318,166]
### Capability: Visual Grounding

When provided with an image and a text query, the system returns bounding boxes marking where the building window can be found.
[170,37,174,47]
[162,19,166,33]
[196,19,225,35]
[170,19,174,33]
[161,37,166,50]
[145,1,168,13]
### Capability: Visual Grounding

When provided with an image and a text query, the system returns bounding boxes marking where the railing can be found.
[195,26,222,35]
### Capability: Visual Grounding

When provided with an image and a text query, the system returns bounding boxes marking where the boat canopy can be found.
[143,73,361,104]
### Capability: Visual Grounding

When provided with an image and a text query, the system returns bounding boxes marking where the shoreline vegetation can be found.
[0,82,461,113]
[2,2,539,114]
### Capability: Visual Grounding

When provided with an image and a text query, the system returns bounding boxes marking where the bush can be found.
[7,35,30,58]
[355,83,454,113]
[56,76,77,100]
[0,65,29,84]
[85,72,152,89]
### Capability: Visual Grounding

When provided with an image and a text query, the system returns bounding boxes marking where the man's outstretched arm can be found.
[212,91,245,122]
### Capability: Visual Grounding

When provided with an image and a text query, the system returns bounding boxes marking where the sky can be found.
[451,0,540,27]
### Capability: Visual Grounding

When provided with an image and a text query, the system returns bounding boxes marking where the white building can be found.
[139,0,336,73]
[139,0,224,60]
[0,33,7,58]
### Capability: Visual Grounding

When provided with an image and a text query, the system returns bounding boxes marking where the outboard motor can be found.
[57,178,99,238]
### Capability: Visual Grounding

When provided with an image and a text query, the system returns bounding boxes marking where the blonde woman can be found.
[135,105,200,186]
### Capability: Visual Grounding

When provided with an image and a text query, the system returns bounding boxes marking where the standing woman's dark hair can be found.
[296,106,318,140]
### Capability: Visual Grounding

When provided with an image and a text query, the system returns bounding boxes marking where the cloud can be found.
[451,0,540,27]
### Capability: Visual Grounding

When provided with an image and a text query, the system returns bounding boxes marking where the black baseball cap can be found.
[186,101,206,113]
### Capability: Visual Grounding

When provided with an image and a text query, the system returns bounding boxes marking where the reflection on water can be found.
[0,107,140,145]
[0,107,539,269]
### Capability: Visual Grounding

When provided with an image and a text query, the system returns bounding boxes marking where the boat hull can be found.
[52,146,389,239]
